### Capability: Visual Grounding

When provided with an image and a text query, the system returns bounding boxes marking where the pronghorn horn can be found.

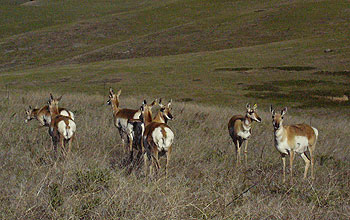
[246,103,251,110]
[168,99,172,107]
[151,99,157,106]
[270,105,275,114]
[29,105,32,110]
[50,93,54,100]
[253,103,257,109]
[158,98,164,108]
[143,100,147,105]
[109,87,114,94]
[117,89,121,97]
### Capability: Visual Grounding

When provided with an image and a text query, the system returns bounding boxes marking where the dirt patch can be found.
[87,78,122,84]
[313,70,350,77]
[214,67,253,72]
[262,66,316,71]
[21,0,42,6]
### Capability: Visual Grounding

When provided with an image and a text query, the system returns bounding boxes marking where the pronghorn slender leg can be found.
[301,153,310,180]
[143,152,149,176]
[60,136,65,157]
[290,151,295,183]
[165,145,172,178]
[244,140,248,165]
[282,154,286,183]
[67,135,74,156]
[154,148,160,173]
[309,146,315,180]
[142,141,148,176]
[236,140,241,166]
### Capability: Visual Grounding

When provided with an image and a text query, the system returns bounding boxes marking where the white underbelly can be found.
[237,130,251,139]
[294,136,309,153]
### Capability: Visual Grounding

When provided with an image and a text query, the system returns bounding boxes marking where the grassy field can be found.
[1,0,350,219]
[1,92,350,219]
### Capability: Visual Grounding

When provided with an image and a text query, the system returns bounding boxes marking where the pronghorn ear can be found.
[167,99,172,108]
[57,95,63,101]
[281,107,287,116]
[29,105,32,110]
[253,103,257,110]
[270,105,275,115]
[246,103,251,110]
[49,93,54,101]
[116,89,121,98]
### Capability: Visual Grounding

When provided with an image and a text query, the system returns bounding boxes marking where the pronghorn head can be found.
[140,99,157,123]
[158,98,173,122]
[246,103,261,123]
[25,106,35,123]
[107,88,121,107]
[270,105,287,130]
[48,93,62,115]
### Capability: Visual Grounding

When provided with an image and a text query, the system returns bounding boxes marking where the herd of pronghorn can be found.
[25,88,318,183]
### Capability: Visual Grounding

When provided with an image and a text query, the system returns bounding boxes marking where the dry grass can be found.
[1,91,350,219]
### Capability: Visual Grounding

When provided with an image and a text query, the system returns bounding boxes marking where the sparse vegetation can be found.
[1,0,350,219]
[1,92,350,219]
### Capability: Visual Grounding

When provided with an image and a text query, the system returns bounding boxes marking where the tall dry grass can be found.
[0,91,350,219]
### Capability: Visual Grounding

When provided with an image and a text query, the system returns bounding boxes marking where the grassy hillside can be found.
[1,0,349,110]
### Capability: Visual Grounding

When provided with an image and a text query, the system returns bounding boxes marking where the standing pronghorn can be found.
[48,94,76,157]
[25,105,74,126]
[141,99,174,177]
[270,106,318,183]
[228,103,262,166]
[107,88,142,156]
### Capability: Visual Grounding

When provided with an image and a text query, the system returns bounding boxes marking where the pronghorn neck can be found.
[143,108,153,126]
[153,111,165,123]
[49,105,60,118]
[111,100,120,115]
[31,108,40,119]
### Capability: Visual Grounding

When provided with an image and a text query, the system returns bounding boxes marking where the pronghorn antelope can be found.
[107,88,143,156]
[141,99,174,177]
[228,103,261,166]
[25,105,74,126]
[270,106,318,183]
[48,94,76,157]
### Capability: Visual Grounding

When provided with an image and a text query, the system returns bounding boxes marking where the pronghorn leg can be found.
[282,154,286,183]
[244,140,248,165]
[289,151,295,183]
[165,146,172,178]
[154,149,160,173]
[143,152,149,176]
[236,140,241,166]
[309,146,315,180]
[67,135,74,156]
[301,153,310,180]
[60,136,65,157]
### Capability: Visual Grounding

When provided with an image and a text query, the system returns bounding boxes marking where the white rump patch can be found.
[152,127,174,152]
[60,110,75,120]
[58,119,76,140]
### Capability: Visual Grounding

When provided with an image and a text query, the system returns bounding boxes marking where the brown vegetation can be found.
[1,91,350,219]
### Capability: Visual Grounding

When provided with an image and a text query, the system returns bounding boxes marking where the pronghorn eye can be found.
[281,116,284,119]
